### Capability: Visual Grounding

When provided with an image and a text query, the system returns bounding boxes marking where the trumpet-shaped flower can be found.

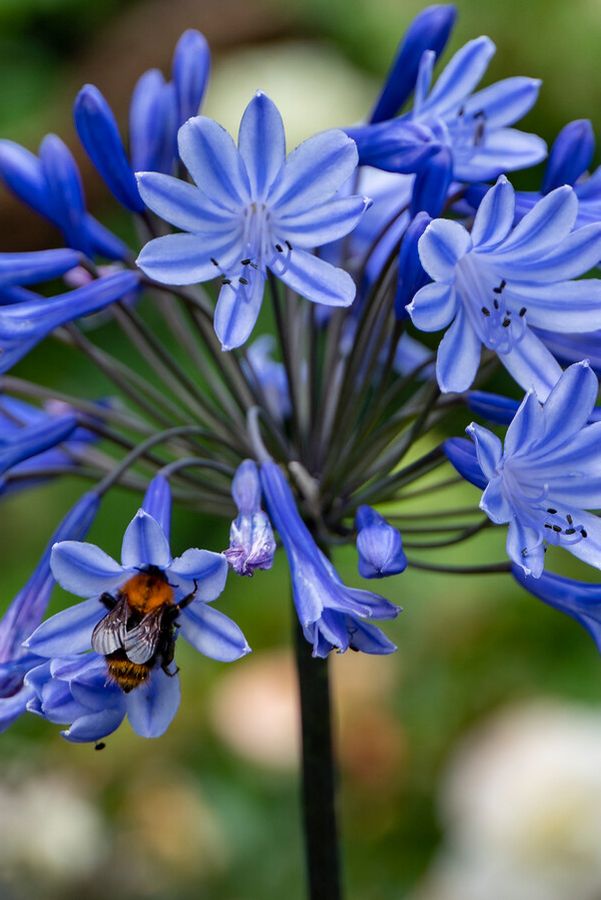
[136,92,370,350]
[25,476,249,738]
[260,460,399,657]
[466,362,601,578]
[408,177,601,396]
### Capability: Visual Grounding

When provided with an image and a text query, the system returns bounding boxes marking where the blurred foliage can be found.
[0,1,600,899]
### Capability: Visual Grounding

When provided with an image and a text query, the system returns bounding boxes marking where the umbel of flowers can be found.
[1,7,601,899]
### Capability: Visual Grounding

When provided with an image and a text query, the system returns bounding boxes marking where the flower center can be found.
[456,255,528,353]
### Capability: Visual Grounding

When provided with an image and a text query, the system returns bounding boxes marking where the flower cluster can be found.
[0,5,599,746]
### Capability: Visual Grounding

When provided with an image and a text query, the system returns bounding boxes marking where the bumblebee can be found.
[92,566,197,693]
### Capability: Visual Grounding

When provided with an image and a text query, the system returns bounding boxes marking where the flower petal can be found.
[508,280,601,332]
[464,77,541,129]
[51,541,126,598]
[272,248,356,308]
[455,129,547,182]
[63,707,125,743]
[499,327,563,400]
[136,231,242,286]
[24,597,105,657]
[238,92,286,200]
[542,361,598,449]
[564,510,601,572]
[480,478,512,523]
[495,185,578,261]
[499,223,601,282]
[121,510,171,569]
[418,218,471,281]
[346,618,397,654]
[269,129,358,215]
[214,266,265,351]
[178,116,250,210]
[168,549,228,601]
[179,602,250,661]
[504,391,544,457]
[276,195,370,249]
[420,36,495,118]
[125,668,180,738]
[507,517,544,577]
[407,281,457,331]
[471,176,515,250]
[436,306,481,392]
[466,422,502,478]
[136,172,237,233]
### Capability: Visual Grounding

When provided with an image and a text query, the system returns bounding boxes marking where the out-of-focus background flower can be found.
[1,1,601,897]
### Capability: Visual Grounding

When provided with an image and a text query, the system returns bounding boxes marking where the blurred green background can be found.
[1,1,601,898]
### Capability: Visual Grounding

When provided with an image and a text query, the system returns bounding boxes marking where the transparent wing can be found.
[91,596,128,656]
[123,606,166,664]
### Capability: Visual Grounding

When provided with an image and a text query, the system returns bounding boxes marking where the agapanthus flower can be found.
[24,476,249,738]
[0,491,99,731]
[0,135,128,261]
[465,362,601,577]
[136,91,370,350]
[355,506,407,578]
[260,460,399,657]
[347,32,545,183]
[225,460,276,576]
[408,177,601,396]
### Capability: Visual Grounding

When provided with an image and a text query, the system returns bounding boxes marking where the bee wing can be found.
[91,596,128,656]
[123,606,166,664]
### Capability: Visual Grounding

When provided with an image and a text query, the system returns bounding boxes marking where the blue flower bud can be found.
[39,134,91,255]
[225,460,276,576]
[172,29,210,126]
[130,69,177,174]
[0,413,76,477]
[142,474,172,541]
[345,120,441,173]
[355,506,407,578]
[395,210,431,318]
[444,437,487,489]
[466,390,519,425]
[370,5,457,123]
[542,119,595,194]
[0,248,81,288]
[74,84,144,213]
[410,146,452,217]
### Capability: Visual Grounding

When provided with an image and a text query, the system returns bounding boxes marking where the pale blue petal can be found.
[507,518,544,577]
[534,422,601,477]
[63,707,125,743]
[480,478,512,524]
[136,172,237,233]
[418,219,471,281]
[420,36,495,118]
[24,598,104,657]
[179,602,250,661]
[214,266,265,351]
[565,510,601,571]
[407,281,457,331]
[272,248,356,308]
[542,362,598,449]
[136,231,243,286]
[238,92,286,200]
[50,541,127,598]
[275,195,370,249]
[454,129,547,182]
[499,223,601,282]
[269,129,358,215]
[495,185,578,261]
[509,281,601,332]
[121,510,171,569]
[504,391,544,457]
[471,176,515,250]
[177,116,250,209]
[346,618,397,655]
[125,668,180,738]
[499,328,562,400]
[466,422,502,478]
[168,549,228,601]
[464,77,541,128]
[436,306,481,392]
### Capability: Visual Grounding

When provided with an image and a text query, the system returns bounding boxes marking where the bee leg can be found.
[177,579,199,612]
[99,592,116,611]
[162,662,180,678]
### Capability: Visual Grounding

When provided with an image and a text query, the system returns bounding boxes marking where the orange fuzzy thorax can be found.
[121,571,174,615]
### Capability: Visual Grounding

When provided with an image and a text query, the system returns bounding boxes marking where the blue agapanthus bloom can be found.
[347,33,545,184]
[225,459,276,576]
[466,362,601,578]
[408,176,601,396]
[136,91,370,350]
[24,476,249,738]
[260,461,399,657]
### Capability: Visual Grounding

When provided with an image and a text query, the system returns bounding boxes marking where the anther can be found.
[210,258,219,267]
[502,318,511,328]
[581,529,588,538]
[493,299,499,310]
[481,306,490,317]
[285,240,293,251]
[221,278,232,286]
[552,525,562,533]
[565,528,576,535]
[239,276,249,285]
[547,508,557,514]
[493,280,506,294]
[519,307,527,317]
[241,258,251,266]
[567,514,573,524]
[275,243,283,252]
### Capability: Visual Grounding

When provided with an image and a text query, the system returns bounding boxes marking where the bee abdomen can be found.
[106,653,151,693]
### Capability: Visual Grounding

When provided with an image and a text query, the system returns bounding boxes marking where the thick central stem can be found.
[293,615,342,900]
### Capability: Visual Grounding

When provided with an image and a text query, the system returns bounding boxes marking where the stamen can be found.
[547,508,557,514]
[275,243,283,253]
[239,276,249,286]
[493,279,506,295]
[210,258,219,267]
[481,306,490,317]
[241,258,251,266]
[519,307,527,317]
